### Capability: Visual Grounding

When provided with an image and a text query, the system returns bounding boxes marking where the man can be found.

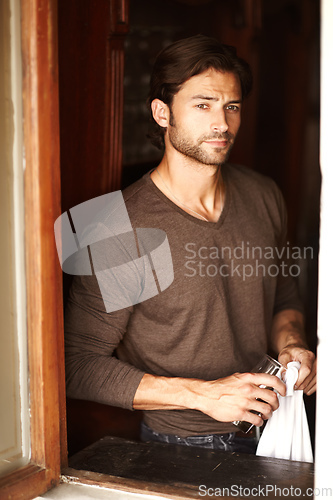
[65,35,316,454]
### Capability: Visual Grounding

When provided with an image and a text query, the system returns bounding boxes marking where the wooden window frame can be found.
[0,0,66,498]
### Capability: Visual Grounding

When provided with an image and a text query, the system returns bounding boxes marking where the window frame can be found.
[0,0,66,497]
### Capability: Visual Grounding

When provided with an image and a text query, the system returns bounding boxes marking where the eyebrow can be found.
[191,94,242,103]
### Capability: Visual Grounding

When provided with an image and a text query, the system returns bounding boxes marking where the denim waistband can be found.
[140,421,258,453]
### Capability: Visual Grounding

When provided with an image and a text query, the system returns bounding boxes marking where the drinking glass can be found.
[233,354,282,433]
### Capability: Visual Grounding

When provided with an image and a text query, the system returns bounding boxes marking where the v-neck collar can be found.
[144,165,231,230]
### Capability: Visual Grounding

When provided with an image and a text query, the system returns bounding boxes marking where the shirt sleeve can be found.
[65,273,145,410]
[272,185,304,316]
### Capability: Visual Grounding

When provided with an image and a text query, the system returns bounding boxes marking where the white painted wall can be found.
[0,0,29,477]
[315,0,333,496]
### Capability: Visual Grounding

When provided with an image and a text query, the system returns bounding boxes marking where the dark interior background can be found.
[58,0,320,457]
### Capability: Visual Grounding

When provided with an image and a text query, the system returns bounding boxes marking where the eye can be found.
[196,103,209,109]
[226,104,240,112]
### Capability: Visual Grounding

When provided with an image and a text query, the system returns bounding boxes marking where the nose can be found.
[211,110,229,133]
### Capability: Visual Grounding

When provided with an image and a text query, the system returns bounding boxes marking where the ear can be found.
[151,99,170,128]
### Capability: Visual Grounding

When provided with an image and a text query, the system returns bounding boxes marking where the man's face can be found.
[165,69,242,166]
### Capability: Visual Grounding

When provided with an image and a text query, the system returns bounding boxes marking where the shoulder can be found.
[76,175,152,247]
[224,163,279,190]
[122,172,152,205]
[224,164,288,239]
[121,171,164,226]
[224,164,285,210]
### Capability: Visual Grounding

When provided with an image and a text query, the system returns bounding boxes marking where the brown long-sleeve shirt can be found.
[65,164,303,436]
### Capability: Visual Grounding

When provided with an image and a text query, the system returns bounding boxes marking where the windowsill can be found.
[38,481,166,500]
[55,436,314,499]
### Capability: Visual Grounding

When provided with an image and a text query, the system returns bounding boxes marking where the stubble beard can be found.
[168,112,235,167]
[169,130,234,166]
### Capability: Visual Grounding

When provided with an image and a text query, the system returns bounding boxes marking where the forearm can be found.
[270,308,308,354]
[132,373,205,411]
[133,371,286,426]
[270,308,316,395]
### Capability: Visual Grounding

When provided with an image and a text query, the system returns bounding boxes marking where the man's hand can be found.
[133,372,286,427]
[197,372,286,427]
[271,309,316,396]
[278,344,316,395]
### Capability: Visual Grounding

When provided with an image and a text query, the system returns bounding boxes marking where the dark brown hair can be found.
[148,34,253,150]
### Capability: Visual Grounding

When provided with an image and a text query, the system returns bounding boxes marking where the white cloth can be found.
[256,361,313,463]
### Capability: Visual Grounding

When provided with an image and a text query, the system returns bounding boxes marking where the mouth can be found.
[204,140,229,148]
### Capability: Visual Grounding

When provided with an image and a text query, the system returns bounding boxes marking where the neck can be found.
[151,153,224,222]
